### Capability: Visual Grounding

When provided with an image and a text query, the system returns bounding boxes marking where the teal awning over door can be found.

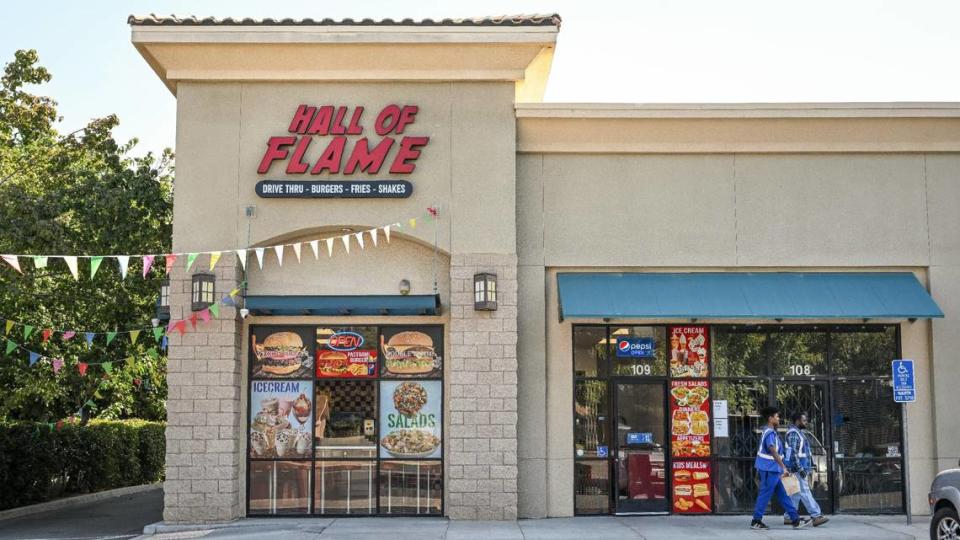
[556,272,943,321]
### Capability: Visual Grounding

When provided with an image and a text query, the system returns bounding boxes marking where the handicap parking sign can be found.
[892,359,916,403]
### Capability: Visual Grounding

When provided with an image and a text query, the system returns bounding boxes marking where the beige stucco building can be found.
[130,14,960,523]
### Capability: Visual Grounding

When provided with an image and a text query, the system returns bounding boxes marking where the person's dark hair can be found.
[790,411,805,423]
[760,406,780,422]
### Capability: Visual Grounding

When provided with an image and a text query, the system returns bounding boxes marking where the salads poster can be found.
[670,380,711,458]
[669,326,709,378]
[249,380,314,459]
[379,380,442,459]
[250,326,315,379]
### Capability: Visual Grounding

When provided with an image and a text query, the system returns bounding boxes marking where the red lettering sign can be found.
[258,104,428,176]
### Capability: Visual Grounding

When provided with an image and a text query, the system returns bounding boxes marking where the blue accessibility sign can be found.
[892,359,916,403]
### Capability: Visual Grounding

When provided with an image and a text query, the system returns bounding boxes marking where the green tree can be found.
[0,50,172,422]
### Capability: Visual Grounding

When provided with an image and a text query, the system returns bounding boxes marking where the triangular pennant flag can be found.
[152,327,164,341]
[235,249,248,270]
[5,341,16,355]
[117,255,130,279]
[106,331,117,345]
[147,347,160,360]
[185,253,198,271]
[52,358,64,374]
[189,312,199,328]
[33,256,48,269]
[370,228,378,247]
[229,288,240,298]
[42,328,53,342]
[102,362,113,373]
[78,362,88,376]
[409,218,417,228]
[142,255,155,277]
[209,303,220,318]
[130,330,141,344]
[326,238,335,257]
[222,295,235,306]
[23,325,34,340]
[166,320,177,334]
[63,256,78,280]
[175,320,186,335]
[161,336,168,350]
[165,254,177,274]
[384,225,391,243]
[273,245,284,266]
[4,320,12,335]
[341,235,351,254]
[198,308,211,323]
[62,331,76,341]
[90,256,103,278]
[125,357,134,369]
[292,242,302,263]
[209,251,221,271]
[28,351,40,366]
[355,232,365,250]
[1,255,21,273]
[84,332,95,347]
[309,240,319,259]
[255,248,265,269]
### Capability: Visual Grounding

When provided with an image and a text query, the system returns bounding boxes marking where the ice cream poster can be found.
[379,380,442,459]
[669,326,709,378]
[249,380,314,459]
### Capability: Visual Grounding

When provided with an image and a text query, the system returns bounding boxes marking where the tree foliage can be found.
[0,50,172,422]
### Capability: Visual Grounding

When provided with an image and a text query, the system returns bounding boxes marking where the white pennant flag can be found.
[292,242,302,263]
[370,228,378,247]
[64,256,79,280]
[355,232,365,250]
[341,235,351,254]
[117,255,130,279]
[384,225,391,243]
[309,240,319,259]
[255,248,265,269]
[1,255,21,273]
[325,238,335,257]
[235,249,248,270]
[273,245,284,266]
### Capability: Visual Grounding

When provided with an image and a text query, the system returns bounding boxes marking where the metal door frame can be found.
[612,378,671,515]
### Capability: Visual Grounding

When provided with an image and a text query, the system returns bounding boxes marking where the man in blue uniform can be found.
[782,412,829,526]
[751,406,809,529]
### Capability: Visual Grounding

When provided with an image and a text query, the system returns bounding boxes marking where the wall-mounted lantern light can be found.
[473,272,497,311]
[156,278,171,320]
[191,273,216,311]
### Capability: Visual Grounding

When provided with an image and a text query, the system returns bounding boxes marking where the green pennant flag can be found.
[4,320,12,335]
[102,362,113,373]
[209,303,220,318]
[106,331,117,345]
[147,347,159,360]
[129,329,141,344]
[5,341,16,355]
[94,390,102,399]
[125,356,134,369]
[152,327,164,342]
[48,423,55,433]
[90,256,103,279]
[23,325,34,340]
[33,256,48,269]
[185,253,199,271]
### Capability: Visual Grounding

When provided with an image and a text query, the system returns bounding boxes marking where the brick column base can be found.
[163,254,244,523]
[447,253,519,520]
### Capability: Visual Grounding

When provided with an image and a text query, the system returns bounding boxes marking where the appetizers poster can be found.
[670,379,711,458]
[378,380,442,459]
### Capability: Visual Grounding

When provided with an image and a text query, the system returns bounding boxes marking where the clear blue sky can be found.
[2,0,959,157]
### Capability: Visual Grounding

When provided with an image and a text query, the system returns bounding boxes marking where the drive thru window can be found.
[573,324,904,516]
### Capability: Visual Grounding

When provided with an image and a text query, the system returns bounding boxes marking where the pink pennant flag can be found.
[52,358,64,374]
[142,255,155,277]
[62,331,76,341]
[198,308,211,323]
[1,255,21,273]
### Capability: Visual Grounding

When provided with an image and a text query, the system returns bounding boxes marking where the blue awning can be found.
[557,272,943,321]
[245,294,440,316]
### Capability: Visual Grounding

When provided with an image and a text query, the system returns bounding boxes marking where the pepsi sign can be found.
[616,337,655,358]
[328,331,363,351]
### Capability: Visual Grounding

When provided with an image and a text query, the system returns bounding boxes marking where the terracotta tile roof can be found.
[128,14,561,28]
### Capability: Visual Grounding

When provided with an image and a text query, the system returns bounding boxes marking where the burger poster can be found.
[672,460,712,513]
[379,380,442,459]
[380,326,442,378]
[249,380,314,459]
[669,326,709,378]
[670,380,711,458]
[316,327,378,378]
[250,327,314,379]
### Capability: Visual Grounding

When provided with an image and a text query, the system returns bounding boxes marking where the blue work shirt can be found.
[784,426,811,472]
[754,428,783,473]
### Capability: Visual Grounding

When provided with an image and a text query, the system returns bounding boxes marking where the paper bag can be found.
[781,474,801,496]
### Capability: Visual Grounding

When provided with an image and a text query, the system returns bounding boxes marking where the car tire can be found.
[931,505,960,540]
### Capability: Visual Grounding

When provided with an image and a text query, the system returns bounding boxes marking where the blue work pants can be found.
[753,470,798,522]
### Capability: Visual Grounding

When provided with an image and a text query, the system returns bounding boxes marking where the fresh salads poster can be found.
[379,380,442,459]
[670,380,711,458]
[669,326,709,378]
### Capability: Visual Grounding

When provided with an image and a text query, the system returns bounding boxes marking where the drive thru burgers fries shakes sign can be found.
[255,104,429,199]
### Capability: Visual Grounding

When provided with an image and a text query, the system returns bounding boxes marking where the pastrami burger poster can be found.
[250,327,315,379]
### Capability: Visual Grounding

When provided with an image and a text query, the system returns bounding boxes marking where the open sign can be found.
[328,332,364,351]
[616,337,655,358]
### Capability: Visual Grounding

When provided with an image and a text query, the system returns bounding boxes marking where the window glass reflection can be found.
[575,460,610,514]
[249,461,311,515]
[712,329,766,377]
[574,327,607,378]
[831,327,897,376]
[610,327,667,377]
[575,380,608,458]
[314,461,376,515]
[769,331,827,376]
[379,461,442,515]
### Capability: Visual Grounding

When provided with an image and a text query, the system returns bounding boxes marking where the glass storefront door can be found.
[613,381,669,514]
[773,381,832,513]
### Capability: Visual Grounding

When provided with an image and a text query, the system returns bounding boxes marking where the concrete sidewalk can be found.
[140,514,929,539]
